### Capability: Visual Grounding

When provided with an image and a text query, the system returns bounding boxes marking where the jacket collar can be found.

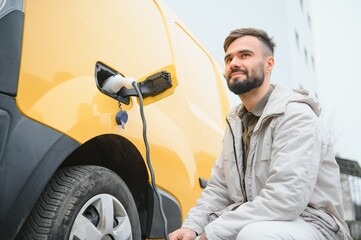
[226,84,321,131]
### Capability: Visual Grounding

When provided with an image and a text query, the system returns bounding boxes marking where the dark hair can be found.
[223,28,276,56]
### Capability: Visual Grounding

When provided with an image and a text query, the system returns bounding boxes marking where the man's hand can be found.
[168,227,197,240]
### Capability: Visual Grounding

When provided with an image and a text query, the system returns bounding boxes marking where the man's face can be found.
[224,36,267,95]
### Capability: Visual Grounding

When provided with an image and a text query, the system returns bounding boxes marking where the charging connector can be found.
[102,74,135,94]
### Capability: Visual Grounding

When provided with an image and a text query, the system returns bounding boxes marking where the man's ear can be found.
[265,56,274,73]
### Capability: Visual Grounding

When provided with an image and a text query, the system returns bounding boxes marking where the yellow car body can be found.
[0,0,230,239]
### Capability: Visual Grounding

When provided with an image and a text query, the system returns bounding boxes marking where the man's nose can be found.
[229,56,240,68]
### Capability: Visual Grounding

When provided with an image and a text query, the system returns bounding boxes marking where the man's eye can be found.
[225,58,232,64]
[241,53,250,58]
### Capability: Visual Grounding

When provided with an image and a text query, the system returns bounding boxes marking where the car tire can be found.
[16,165,141,240]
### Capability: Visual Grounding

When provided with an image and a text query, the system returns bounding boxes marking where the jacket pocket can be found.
[223,153,243,202]
[208,202,243,222]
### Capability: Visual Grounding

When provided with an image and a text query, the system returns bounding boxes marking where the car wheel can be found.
[16,165,141,240]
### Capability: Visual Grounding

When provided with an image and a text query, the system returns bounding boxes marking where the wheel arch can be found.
[60,134,150,235]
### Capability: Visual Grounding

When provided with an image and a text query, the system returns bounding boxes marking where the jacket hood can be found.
[280,86,322,117]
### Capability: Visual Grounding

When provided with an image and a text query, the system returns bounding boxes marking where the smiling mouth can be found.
[231,71,246,78]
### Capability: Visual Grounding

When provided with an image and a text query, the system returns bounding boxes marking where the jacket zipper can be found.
[226,118,248,202]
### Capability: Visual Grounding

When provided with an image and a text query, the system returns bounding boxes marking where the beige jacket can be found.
[182,84,351,239]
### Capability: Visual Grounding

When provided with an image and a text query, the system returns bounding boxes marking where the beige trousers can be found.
[236,218,326,240]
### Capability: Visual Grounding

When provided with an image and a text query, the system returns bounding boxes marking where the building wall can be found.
[286,0,318,94]
[166,0,318,104]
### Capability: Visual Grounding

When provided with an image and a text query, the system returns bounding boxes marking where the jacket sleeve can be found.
[204,103,323,239]
[181,127,234,235]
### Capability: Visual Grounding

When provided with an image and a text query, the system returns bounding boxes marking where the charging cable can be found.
[102,74,170,239]
[132,81,169,240]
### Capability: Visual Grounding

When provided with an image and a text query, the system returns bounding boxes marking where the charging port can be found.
[139,71,172,98]
[95,61,173,105]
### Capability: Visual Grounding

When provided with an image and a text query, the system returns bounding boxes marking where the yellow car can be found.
[0,0,230,239]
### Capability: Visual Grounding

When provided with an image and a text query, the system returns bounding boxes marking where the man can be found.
[169,28,351,240]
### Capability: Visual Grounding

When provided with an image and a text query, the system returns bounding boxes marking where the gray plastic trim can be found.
[0,0,23,19]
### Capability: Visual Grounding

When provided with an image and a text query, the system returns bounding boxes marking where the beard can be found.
[226,62,265,95]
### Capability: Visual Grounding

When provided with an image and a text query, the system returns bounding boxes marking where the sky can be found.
[165,0,361,164]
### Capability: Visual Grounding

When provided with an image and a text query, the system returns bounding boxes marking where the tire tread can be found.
[16,166,141,240]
